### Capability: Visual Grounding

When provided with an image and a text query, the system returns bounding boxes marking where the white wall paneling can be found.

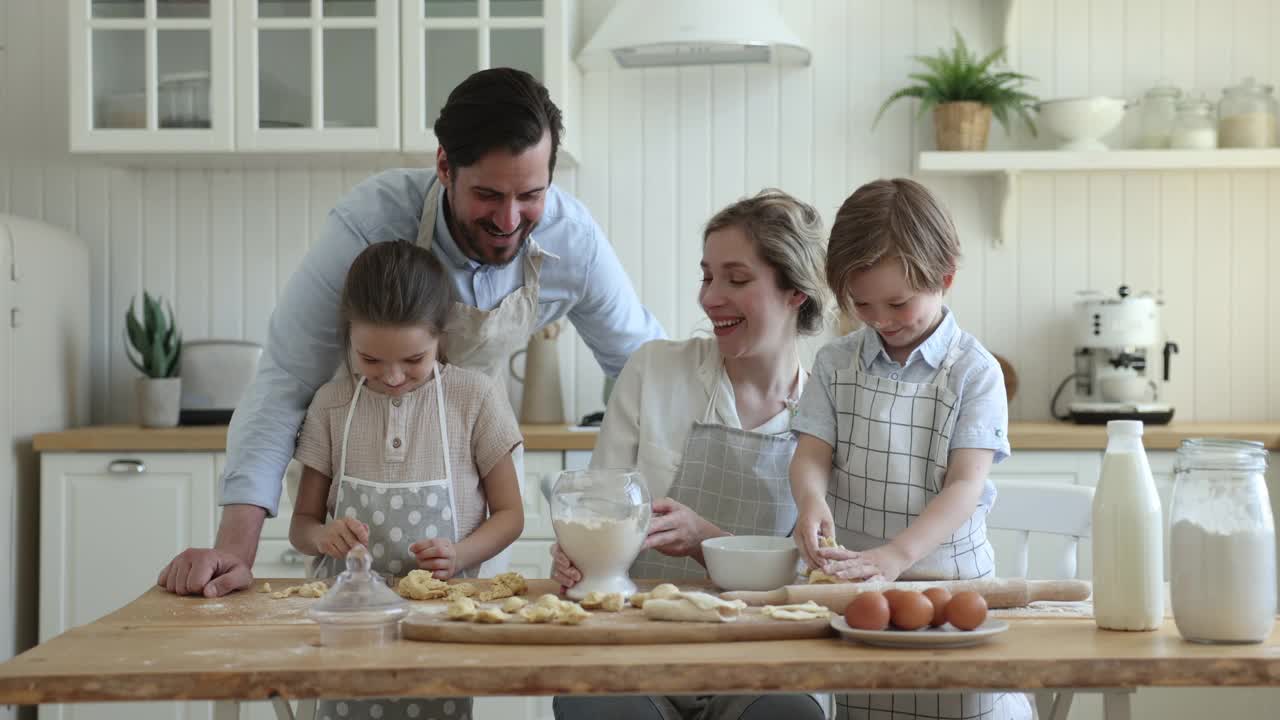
[3,0,1280,425]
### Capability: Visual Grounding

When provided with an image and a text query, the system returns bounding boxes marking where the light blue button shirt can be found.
[223,168,665,515]
[793,307,1011,463]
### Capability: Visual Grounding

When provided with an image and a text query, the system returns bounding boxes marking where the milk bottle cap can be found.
[1106,419,1144,436]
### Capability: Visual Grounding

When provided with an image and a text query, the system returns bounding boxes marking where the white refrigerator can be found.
[0,215,89,720]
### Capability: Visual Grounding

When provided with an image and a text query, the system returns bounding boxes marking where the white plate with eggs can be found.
[830,616,1009,649]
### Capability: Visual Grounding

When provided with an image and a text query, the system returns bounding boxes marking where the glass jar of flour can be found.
[1218,77,1278,147]
[1169,439,1275,644]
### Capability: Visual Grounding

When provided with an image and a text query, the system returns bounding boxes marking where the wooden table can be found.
[1,583,1278,716]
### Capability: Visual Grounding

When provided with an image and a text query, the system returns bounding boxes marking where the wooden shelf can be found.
[917,149,1280,174]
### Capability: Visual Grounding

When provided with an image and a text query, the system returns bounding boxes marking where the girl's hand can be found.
[820,543,912,583]
[794,499,834,571]
[549,543,581,589]
[644,498,717,558]
[317,517,369,559]
[411,538,458,580]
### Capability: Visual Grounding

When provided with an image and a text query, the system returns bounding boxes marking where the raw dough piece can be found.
[642,591,747,623]
[259,582,272,593]
[762,601,831,621]
[580,591,624,611]
[807,569,839,585]
[477,571,528,601]
[397,571,450,600]
[629,592,649,608]
[651,583,680,599]
[270,581,328,599]
[553,601,589,625]
[447,596,478,621]
[535,593,563,608]
[502,596,529,613]
[518,604,557,624]
[475,607,512,624]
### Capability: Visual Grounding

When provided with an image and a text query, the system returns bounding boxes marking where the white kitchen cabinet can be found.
[400,0,580,160]
[234,0,400,151]
[38,451,217,720]
[69,0,236,152]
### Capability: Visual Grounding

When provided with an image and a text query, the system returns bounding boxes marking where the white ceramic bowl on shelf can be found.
[1037,97,1128,150]
[701,535,800,591]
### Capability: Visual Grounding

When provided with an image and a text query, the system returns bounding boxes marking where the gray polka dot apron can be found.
[315,366,472,720]
[416,179,543,576]
[830,333,1025,720]
[632,362,830,719]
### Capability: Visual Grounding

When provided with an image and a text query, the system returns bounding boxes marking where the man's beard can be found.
[453,218,531,267]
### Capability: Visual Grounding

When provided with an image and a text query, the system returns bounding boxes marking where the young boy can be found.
[789,178,1027,720]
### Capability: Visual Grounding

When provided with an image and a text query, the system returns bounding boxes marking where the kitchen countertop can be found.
[1,581,1277,704]
[32,422,1280,453]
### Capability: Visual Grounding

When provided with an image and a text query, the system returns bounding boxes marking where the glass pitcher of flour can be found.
[1169,439,1276,643]
[550,468,651,600]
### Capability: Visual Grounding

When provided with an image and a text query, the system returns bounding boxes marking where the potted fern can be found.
[125,291,183,427]
[876,31,1038,151]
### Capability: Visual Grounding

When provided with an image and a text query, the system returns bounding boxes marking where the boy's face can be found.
[349,323,440,397]
[847,256,951,359]
[436,132,551,267]
[699,225,804,361]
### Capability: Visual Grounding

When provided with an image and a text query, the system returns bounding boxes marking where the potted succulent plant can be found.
[875,31,1038,151]
[125,291,183,427]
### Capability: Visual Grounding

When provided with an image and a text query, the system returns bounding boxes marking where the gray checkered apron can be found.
[315,366,473,720]
[830,333,1026,720]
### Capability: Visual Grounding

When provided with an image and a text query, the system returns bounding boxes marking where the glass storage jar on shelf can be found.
[1136,83,1182,148]
[1169,98,1218,149]
[1217,77,1278,148]
[1168,439,1275,644]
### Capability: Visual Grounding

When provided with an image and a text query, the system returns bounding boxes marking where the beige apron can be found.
[416,180,541,575]
[316,367,472,720]
[830,333,1024,720]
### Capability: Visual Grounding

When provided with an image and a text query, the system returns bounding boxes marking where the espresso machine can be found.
[1055,285,1179,425]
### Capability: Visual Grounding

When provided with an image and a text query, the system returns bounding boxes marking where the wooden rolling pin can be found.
[721,578,1090,611]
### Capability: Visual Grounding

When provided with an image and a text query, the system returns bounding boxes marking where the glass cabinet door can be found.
[70,0,234,151]
[235,0,398,151]
[401,0,577,159]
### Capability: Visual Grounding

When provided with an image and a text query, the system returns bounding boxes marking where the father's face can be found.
[436,132,552,266]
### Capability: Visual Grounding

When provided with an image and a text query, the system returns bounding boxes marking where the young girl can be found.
[789,179,1027,720]
[290,239,524,720]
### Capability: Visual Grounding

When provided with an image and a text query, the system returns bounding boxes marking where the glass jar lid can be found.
[1175,97,1214,114]
[1223,76,1275,97]
[308,545,408,627]
[1143,82,1182,100]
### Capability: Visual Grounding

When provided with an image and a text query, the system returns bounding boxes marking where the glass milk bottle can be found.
[1092,420,1165,631]
[1169,439,1275,643]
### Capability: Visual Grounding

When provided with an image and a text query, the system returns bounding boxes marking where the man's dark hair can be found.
[433,67,564,176]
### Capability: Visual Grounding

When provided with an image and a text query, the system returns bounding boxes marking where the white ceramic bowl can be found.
[1037,97,1128,150]
[701,535,800,591]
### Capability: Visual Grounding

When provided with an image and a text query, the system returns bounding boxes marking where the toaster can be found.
[179,340,263,425]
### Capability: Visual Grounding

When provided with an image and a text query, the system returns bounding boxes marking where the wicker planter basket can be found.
[934,101,992,151]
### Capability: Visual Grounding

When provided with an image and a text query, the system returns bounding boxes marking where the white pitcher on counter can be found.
[509,320,566,424]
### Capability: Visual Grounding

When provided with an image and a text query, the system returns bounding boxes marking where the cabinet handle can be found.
[108,459,146,474]
[281,549,305,566]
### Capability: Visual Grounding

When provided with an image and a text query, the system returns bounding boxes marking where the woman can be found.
[552,189,832,720]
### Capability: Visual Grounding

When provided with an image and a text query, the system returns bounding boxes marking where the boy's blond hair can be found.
[704,189,831,335]
[826,178,960,315]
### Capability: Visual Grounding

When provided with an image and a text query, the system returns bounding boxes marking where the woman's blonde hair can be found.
[704,189,830,335]
[826,178,961,315]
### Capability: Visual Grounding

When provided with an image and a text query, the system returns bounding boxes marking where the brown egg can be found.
[922,587,951,627]
[888,590,934,631]
[944,591,989,631]
[843,591,891,631]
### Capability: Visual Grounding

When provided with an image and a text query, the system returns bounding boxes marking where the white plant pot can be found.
[138,377,182,428]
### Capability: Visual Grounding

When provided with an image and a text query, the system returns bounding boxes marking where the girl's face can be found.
[699,225,804,361]
[846,256,951,359]
[349,322,441,397]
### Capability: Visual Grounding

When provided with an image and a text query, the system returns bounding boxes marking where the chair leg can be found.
[1032,690,1074,720]
[1102,690,1133,720]
[296,698,318,720]
[271,696,296,720]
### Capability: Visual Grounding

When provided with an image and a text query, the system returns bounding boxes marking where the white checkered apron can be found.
[315,367,473,720]
[830,334,1026,720]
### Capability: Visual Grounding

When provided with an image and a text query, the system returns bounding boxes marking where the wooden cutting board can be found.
[721,578,1091,612]
[401,579,833,644]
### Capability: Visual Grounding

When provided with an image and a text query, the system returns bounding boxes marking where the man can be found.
[158,68,665,597]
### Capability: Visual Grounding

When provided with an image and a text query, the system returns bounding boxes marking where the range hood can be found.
[577,0,811,70]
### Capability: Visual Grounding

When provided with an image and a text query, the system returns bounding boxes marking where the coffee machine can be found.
[1056,285,1179,425]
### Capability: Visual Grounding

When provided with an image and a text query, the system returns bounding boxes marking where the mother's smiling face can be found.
[699,224,806,361]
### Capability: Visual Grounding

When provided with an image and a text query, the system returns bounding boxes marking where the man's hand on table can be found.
[157,548,254,597]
